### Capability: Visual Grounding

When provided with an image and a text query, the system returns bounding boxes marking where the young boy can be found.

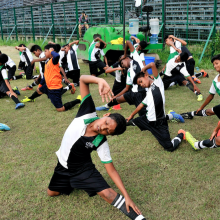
[21,44,78,112]
[0,51,24,81]
[21,45,47,91]
[162,52,203,101]
[62,40,80,86]
[0,54,24,109]
[15,44,34,80]
[181,54,220,119]
[47,74,146,220]
[130,36,148,65]
[88,37,108,77]
[126,62,185,152]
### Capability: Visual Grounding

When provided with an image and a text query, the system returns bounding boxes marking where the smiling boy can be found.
[47,75,146,220]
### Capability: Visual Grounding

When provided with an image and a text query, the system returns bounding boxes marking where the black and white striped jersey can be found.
[142,75,165,121]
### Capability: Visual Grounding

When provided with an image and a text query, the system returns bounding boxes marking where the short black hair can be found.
[99,42,105,49]
[133,71,145,85]
[18,44,26,47]
[0,54,8,64]
[82,11,85,14]
[139,41,148,50]
[164,35,169,41]
[179,52,189,62]
[30,45,42,52]
[44,44,61,53]
[211,54,220,63]
[108,113,126,135]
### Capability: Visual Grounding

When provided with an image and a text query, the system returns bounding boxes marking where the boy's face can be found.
[175,55,181,62]
[92,114,117,136]
[33,49,41,58]
[137,74,151,88]
[64,45,70,54]
[44,49,52,59]
[213,59,220,72]
[120,57,130,69]
[136,44,141,51]
[95,42,100,48]
[165,37,174,45]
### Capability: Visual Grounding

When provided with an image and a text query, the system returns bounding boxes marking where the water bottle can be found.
[150,34,158,44]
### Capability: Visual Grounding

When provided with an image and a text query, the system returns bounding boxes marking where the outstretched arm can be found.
[94,37,107,48]
[196,94,214,113]
[169,35,187,46]
[166,40,182,53]
[127,103,145,122]
[210,122,220,140]
[80,75,113,102]
[105,163,141,215]
[15,46,26,52]
[105,66,123,74]
[31,57,47,65]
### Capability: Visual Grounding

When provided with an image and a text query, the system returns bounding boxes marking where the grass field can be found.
[1,45,220,220]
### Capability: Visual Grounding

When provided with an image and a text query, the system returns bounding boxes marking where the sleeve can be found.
[209,82,216,95]
[153,74,163,87]
[51,51,60,65]
[96,141,112,164]
[1,69,8,80]
[130,49,143,65]
[76,94,96,118]
[140,52,145,61]
[100,49,105,56]
[126,70,132,85]
[72,44,78,51]
[141,95,147,106]
[180,64,190,77]
[175,40,182,50]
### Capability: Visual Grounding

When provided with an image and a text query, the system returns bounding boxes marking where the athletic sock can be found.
[191,110,207,117]
[111,193,146,220]
[196,138,220,149]
[168,82,175,88]
[61,84,72,95]
[62,78,69,85]
[171,133,183,150]
[10,95,20,104]
[195,72,203,78]
[107,98,118,108]
[64,99,81,111]
[29,91,41,100]
[166,114,173,120]
[186,81,194,92]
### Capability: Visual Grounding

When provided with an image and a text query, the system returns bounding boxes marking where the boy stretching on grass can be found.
[21,44,79,112]
[126,62,185,152]
[0,54,24,109]
[181,54,220,119]
[47,75,146,220]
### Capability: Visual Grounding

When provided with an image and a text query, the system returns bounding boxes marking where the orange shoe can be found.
[178,129,186,140]
[69,83,76,94]
[19,72,25,75]
[192,75,201,84]
[21,86,33,91]
[201,69,209,78]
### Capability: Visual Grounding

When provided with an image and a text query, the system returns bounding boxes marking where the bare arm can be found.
[141,62,158,78]
[114,84,131,99]
[170,35,187,46]
[186,76,200,93]
[166,41,181,53]
[127,103,145,122]
[105,163,141,215]
[94,37,107,48]
[124,41,135,58]
[5,79,17,98]
[80,75,113,102]
[69,40,79,46]
[196,94,214,112]
[210,122,220,140]
[31,57,47,65]
[105,66,123,74]
[130,36,140,43]
[15,46,26,52]
[60,67,70,84]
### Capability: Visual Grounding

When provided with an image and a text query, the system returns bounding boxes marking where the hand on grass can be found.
[98,79,114,102]
[125,196,141,215]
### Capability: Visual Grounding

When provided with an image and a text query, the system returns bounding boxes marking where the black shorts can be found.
[0,81,9,94]
[7,66,16,80]
[66,69,80,83]
[39,84,63,108]
[133,115,173,150]
[185,58,195,76]
[48,161,110,197]
[24,63,34,80]
[213,104,220,119]
[89,60,106,76]
[112,80,126,96]
[124,90,147,116]
[162,74,185,90]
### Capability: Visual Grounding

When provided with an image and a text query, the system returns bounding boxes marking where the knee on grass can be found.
[98,188,117,203]
[47,189,60,197]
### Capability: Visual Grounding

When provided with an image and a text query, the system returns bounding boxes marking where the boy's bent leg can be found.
[181,107,216,119]
[25,64,34,80]
[98,189,146,220]
[194,137,220,150]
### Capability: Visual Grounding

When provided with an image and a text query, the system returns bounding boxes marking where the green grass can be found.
[1,46,220,219]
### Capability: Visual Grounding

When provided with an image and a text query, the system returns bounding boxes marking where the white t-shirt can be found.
[88,40,105,62]
[6,56,16,68]
[0,67,8,81]
[20,48,33,66]
[165,55,190,77]
[39,52,46,78]
[66,44,80,70]
[135,0,142,7]
[142,75,165,121]
[209,74,220,96]
[170,40,181,54]
[134,44,145,62]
